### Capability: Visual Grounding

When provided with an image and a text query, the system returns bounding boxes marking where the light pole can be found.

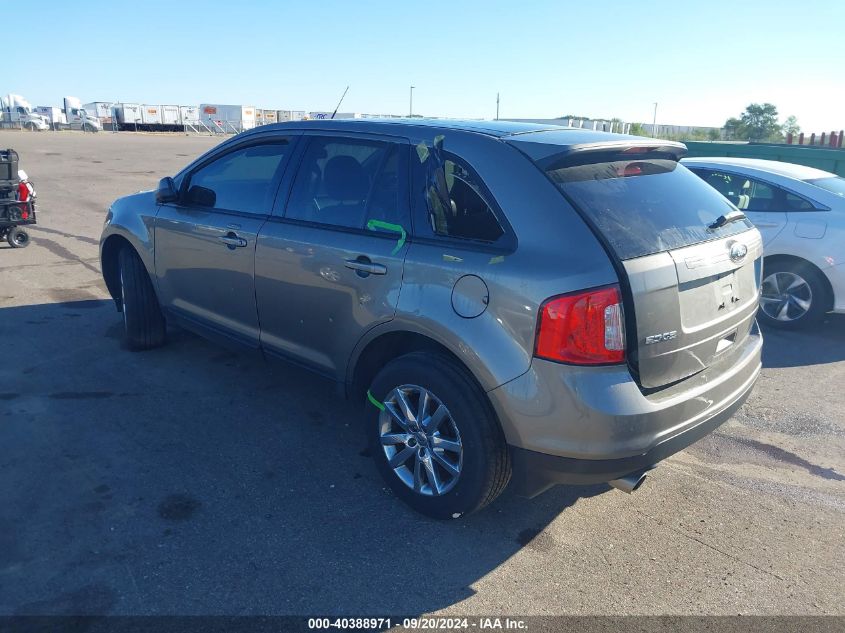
[409,86,415,118]
[652,102,658,138]
[496,92,500,120]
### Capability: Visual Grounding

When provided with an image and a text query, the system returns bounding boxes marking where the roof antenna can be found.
[331,86,350,120]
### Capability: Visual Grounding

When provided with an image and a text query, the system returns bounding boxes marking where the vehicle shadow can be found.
[760,313,845,369]
[2,299,607,616]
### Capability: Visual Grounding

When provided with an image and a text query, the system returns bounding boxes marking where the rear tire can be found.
[7,227,30,248]
[758,260,829,330]
[118,247,166,350]
[367,352,511,519]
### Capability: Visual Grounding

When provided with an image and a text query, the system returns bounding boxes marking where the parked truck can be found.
[62,97,103,132]
[0,95,49,131]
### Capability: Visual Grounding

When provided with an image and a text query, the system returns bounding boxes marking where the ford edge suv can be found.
[100,120,763,518]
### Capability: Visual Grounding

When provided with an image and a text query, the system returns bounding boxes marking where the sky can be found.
[10,0,845,131]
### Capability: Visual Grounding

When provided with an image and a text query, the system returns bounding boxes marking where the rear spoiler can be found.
[532,140,688,171]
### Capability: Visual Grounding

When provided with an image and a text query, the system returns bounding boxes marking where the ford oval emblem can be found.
[729,242,748,263]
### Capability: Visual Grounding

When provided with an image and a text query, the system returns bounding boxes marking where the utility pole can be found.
[496,93,500,120]
[652,102,658,138]
[409,86,415,118]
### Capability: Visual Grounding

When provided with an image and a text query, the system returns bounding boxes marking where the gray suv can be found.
[100,120,763,518]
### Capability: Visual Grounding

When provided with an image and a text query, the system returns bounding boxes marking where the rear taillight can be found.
[535,285,625,365]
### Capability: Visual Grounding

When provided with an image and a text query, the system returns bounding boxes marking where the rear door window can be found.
[691,170,817,212]
[544,158,754,260]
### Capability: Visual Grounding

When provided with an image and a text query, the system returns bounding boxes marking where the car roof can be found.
[253,117,595,140]
[681,156,835,181]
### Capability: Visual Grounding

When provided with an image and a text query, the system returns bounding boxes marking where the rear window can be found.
[806,176,845,197]
[544,158,754,260]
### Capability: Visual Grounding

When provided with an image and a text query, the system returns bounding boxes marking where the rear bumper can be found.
[509,383,752,497]
[489,324,762,497]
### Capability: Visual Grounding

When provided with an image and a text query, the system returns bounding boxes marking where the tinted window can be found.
[286,137,401,230]
[546,159,753,260]
[692,170,815,212]
[413,149,504,243]
[186,143,289,214]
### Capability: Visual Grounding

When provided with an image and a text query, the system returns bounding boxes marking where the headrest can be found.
[324,156,367,201]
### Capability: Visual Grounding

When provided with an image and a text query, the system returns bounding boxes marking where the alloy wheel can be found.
[760,271,812,322]
[378,384,463,496]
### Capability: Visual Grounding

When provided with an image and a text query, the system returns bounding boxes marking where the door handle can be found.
[344,258,387,276]
[219,232,248,248]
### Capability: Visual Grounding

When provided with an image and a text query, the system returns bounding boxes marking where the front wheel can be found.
[367,352,511,519]
[758,260,829,330]
[118,247,166,350]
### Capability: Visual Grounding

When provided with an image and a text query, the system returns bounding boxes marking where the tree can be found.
[723,117,744,140]
[782,115,801,136]
[628,122,649,137]
[707,128,721,141]
[738,103,782,141]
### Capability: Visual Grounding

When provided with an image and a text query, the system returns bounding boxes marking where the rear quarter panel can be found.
[348,131,618,392]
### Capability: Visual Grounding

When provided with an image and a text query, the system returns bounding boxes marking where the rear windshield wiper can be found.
[708,209,747,230]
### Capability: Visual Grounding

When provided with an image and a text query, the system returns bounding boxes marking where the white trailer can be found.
[263,110,278,125]
[278,110,306,122]
[161,105,183,130]
[140,105,162,126]
[200,104,256,133]
[35,106,66,128]
[180,105,199,124]
[83,101,115,122]
[114,103,143,129]
[308,111,360,120]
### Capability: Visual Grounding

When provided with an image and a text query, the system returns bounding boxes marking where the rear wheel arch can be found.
[349,330,492,406]
[763,254,834,312]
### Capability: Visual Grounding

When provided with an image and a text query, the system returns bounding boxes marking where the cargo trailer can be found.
[180,105,199,124]
[161,105,180,126]
[83,102,115,123]
[35,106,66,129]
[307,111,361,120]
[140,105,162,127]
[200,104,256,133]
[278,110,306,122]
[114,103,143,129]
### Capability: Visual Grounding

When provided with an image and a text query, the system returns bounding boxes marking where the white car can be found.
[682,157,844,329]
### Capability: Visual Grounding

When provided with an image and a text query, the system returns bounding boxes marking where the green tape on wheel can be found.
[367,390,385,411]
[366,219,407,255]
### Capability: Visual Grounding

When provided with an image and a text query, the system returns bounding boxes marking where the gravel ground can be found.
[1,130,843,616]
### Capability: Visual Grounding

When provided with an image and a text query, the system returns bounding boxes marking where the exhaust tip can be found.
[608,470,649,494]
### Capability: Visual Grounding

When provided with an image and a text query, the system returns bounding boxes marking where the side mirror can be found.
[185,185,216,208]
[155,177,178,204]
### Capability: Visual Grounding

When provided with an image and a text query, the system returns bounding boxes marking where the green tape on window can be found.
[367,389,385,411]
[366,219,407,255]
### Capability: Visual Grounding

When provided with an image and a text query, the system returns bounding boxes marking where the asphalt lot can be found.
[1,130,843,616]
